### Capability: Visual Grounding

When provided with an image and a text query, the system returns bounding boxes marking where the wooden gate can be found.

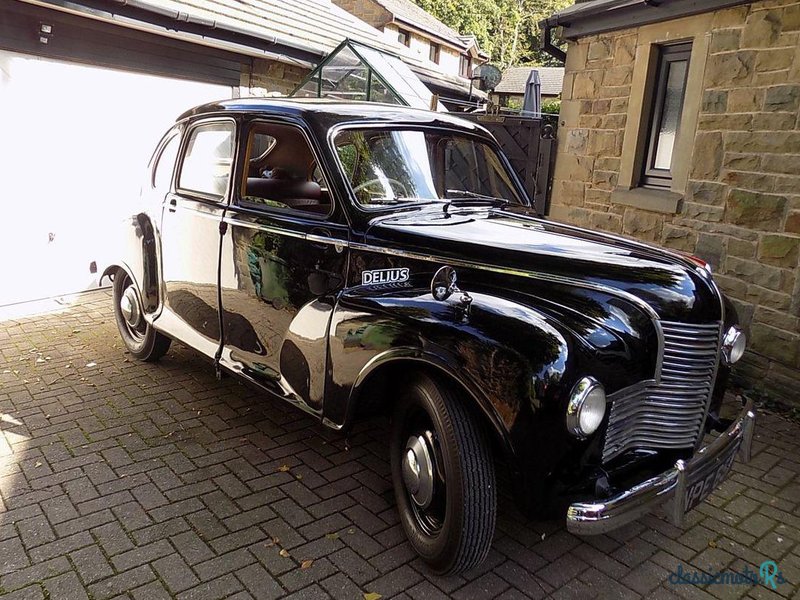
[460,114,557,216]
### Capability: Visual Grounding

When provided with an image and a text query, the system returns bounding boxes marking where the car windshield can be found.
[333,128,525,208]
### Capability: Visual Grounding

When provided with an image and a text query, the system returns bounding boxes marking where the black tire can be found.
[390,373,496,575]
[112,270,171,362]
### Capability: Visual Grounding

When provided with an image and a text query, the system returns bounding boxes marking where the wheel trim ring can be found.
[118,279,146,342]
[400,417,446,537]
[403,435,435,509]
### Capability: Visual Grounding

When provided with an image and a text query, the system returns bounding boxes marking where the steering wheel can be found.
[353,177,408,199]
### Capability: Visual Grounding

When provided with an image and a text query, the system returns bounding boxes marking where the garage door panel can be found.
[0,49,233,305]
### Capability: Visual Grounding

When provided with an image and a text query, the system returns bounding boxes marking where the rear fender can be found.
[100,212,161,314]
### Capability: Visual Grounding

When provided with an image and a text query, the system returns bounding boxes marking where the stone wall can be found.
[551,0,800,403]
[245,58,310,97]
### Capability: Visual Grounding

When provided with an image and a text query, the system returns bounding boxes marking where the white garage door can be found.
[0,50,234,305]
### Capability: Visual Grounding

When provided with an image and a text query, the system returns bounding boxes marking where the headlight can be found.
[722,325,746,365]
[566,377,606,439]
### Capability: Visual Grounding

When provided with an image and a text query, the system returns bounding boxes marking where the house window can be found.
[460,55,472,78]
[397,29,410,47]
[429,43,440,64]
[641,42,692,188]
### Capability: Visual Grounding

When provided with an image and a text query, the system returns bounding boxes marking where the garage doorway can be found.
[0,50,233,305]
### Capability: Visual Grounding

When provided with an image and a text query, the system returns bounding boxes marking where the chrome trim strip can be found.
[348,241,662,322]
[220,217,349,249]
[567,399,755,535]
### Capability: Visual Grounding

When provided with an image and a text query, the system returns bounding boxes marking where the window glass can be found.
[334,128,524,209]
[429,43,440,64]
[152,133,180,194]
[641,42,691,188]
[179,122,234,197]
[398,29,410,46]
[240,123,332,216]
[653,60,688,170]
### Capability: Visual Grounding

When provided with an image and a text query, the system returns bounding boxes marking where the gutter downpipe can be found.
[539,18,566,63]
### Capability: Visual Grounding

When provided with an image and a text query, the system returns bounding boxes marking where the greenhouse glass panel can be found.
[320,45,368,101]
[290,40,443,111]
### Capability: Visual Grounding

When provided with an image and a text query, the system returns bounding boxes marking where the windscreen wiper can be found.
[442,190,510,215]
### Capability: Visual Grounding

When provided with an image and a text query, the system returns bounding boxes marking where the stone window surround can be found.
[612,13,713,215]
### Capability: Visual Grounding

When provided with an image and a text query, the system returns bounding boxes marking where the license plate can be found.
[683,439,740,513]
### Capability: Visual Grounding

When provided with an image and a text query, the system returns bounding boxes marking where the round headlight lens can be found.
[566,377,606,438]
[722,326,746,365]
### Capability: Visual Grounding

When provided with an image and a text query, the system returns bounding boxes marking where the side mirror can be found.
[431,266,459,301]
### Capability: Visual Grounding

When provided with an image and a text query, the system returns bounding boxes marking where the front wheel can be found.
[390,373,496,575]
[112,270,171,362]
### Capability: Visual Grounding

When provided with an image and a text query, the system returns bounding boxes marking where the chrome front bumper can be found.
[566,399,756,535]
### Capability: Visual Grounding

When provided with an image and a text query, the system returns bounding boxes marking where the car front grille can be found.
[602,321,723,463]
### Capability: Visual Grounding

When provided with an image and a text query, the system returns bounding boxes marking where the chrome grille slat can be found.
[602,320,722,462]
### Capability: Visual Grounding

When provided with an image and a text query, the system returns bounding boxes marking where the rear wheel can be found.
[112,270,170,362]
[390,373,496,574]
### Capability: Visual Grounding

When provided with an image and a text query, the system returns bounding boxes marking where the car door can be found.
[218,119,348,415]
[156,118,236,359]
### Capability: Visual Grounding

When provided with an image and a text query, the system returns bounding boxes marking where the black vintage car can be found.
[105,99,755,575]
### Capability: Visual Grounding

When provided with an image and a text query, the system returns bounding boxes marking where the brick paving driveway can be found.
[0,290,798,600]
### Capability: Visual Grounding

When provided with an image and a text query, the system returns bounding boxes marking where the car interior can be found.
[240,122,332,216]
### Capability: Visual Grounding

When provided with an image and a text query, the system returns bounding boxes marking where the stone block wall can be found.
[245,58,310,97]
[551,0,800,403]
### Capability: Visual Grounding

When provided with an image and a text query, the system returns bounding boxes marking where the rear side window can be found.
[179,122,235,197]
[152,133,180,194]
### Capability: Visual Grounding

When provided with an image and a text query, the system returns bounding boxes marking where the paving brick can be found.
[0,537,30,576]
[131,581,174,600]
[43,571,89,600]
[28,531,92,563]
[1,557,71,593]
[0,586,44,600]
[16,515,56,549]
[196,548,256,582]
[87,565,157,600]
[69,544,114,585]
[236,563,286,600]
[176,573,245,600]
[110,539,174,572]
[171,530,216,566]
[153,553,200,594]
[92,521,134,556]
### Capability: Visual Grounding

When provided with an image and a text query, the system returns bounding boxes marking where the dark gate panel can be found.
[460,114,557,216]
[0,2,246,86]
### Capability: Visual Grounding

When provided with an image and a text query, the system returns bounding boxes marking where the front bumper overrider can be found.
[566,398,756,535]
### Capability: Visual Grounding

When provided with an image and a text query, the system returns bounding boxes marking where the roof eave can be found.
[542,0,753,41]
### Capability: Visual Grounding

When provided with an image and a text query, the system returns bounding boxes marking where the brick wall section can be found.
[246,58,310,96]
[551,0,800,403]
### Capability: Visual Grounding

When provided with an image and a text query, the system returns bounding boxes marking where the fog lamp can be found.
[722,325,746,365]
[566,377,606,438]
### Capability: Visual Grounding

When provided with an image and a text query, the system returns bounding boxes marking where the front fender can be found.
[324,287,573,478]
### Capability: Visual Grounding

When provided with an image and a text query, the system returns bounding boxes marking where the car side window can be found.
[178,122,235,198]
[239,122,332,217]
[152,133,180,194]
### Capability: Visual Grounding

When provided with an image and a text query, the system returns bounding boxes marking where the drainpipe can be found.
[539,19,566,63]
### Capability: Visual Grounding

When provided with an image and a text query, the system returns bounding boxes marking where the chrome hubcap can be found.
[402,434,434,509]
[120,286,141,328]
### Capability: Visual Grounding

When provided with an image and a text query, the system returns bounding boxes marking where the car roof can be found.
[177,98,487,134]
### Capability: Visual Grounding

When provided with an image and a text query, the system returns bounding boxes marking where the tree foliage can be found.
[411,0,572,68]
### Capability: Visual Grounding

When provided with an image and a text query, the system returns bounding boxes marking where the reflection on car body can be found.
[104,98,754,575]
